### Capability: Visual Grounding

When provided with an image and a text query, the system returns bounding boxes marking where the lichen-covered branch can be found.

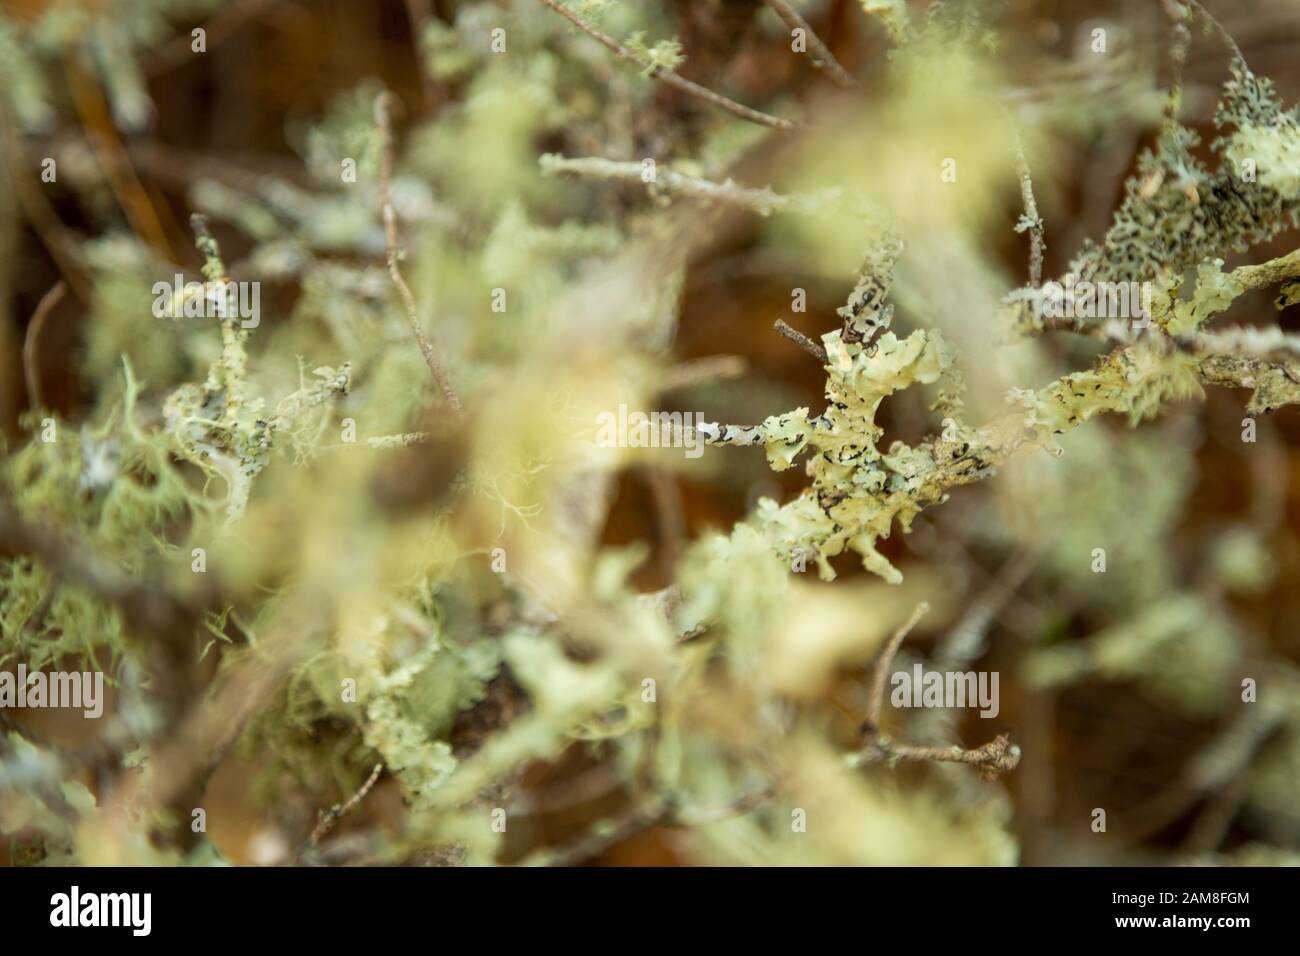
[540,153,836,216]
[537,0,800,132]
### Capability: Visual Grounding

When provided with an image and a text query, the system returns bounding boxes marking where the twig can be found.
[644,466,685,576]
[1008,124,1045,289]
[865,735,1022,781]
[935,545,1040,669]
[1159,0,1193,130]
[1227,245,1300,294]
[541,153,814,215]
[308,763,385,848]
[539,801,673,867]
[536,0,800,132]
[1182,0,1250,71]
[22,280,65,412]
[97,623,311,853]
[6,145,92,303]
[374,92,463,417]
[774,319,828,363]
[1182,773,1247,855]
[762,0,856,88]
[536,789,770,866]
[672,788,772,826]
[189,214,252,416]
[854,600,1020,781]
[658,355,746,391]
[506,762,627,817]
[865,601,929,732]
[63,52,174,259]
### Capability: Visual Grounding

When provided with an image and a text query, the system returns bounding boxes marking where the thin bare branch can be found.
[536,0,800,132]
[862,734,1022,781]
[374,92,463,417]
[308,763,385,848]
[762,0,856,88]
[23,280,65,412]
[865,600,929,732]
[774,318,829,363]
[851,601,1021,780]
[658,354,747,391]
[542,153,807,215]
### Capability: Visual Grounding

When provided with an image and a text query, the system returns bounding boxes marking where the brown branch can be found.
[774,318,828,363]
[540,801,673,867]
[537,0,800,132]
[5,144,92,304]
[864,600,928,732]
[22,280,65,412]
[374,92,463,417]
[855,601,1021,781]
[762,0,856,89]
[868,735,1022,781]
[643,466,685,577]
[538,789,770,866]
[307,763,385,849]
[96,625,310,853]
[658,354,746,391]
[935,545,1040,669]
[63,52,175,259]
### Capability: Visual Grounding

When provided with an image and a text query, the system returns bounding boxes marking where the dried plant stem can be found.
[855,601,1020,781]
[536,789,770,866]
[63,53,174,259]
[644,466,686,575]
[865,601,929,731]
[870,736,1022,777]
[23,280,65,412]
[6,143,92,303]
[658,355,746,391]
[541,154,814,215]
[538,801,672,867]
[374,92,463,417]
[309,763,385,848]
[774,319,829,363]
[1009,125,1045,289]
[536,0,800,132]
[1182,0,1250,70]
[762,0,856,88]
